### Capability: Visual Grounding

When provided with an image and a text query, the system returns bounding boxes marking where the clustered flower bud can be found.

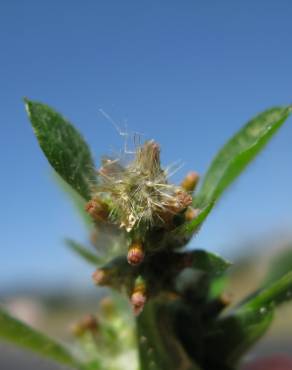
[172,190,193,213]
[92,140,198,235]
[71,314,99,337]
[185,207,200,222]
[131,291,146,316]
[180,171,199,192]
[92,269,108,286]
[131,277,147,316]
[127,241,145,266]
[85,198,109,222]
[99,297,115,318]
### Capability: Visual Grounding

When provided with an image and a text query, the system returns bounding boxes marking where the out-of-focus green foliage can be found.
[0,307,80,368]
[65,238,104,266]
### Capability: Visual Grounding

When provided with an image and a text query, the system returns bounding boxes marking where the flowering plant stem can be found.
[1,100,291,370]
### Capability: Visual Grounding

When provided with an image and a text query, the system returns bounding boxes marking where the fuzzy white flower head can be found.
[95,140,192,233]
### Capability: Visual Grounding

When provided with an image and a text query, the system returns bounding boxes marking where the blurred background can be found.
[0,0,292,368]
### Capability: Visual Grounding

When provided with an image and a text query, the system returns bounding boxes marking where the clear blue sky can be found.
[0,0,291,291]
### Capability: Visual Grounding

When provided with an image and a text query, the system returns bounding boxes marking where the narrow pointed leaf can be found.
[65,238,103,265]
[264,246,292,286]
[0,308,80,368]
[25,99,97,200]
[195,106,292,208]
[243,270,292,309]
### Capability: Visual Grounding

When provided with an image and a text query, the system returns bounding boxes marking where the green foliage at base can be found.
[0,308,80,368]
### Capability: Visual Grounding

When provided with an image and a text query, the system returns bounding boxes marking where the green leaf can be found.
[207,305,274,369]
[195,106,292,208]
[208,275,229,299]
[264,246,292,286]
[25,99,97,200]
[243,270,292,309]
[65,238,104,265]
[208,271,292,368]
[189,250,231,277]
[0,307,80,368]
[174,251,231,302]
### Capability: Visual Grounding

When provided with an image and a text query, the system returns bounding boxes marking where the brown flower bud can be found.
[175,190,193,211]
[82,314,99,331]
[99,297,115,318]
[71,323,85,337]
[71,314,99,337]
[180,171,199,192]
[85,198,108,222]
[130,276,147,316]
[92,269,108,285]
[127,242,145,266]
[131,291,147,316]
[185,207,200,221]
[157,190,193,228]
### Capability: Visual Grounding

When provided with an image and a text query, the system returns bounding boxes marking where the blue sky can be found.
[0,0,292,290]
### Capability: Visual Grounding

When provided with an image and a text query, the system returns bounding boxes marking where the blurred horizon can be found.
[1,0,292,292]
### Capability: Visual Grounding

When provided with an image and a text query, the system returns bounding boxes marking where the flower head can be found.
[93,140,192,233]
